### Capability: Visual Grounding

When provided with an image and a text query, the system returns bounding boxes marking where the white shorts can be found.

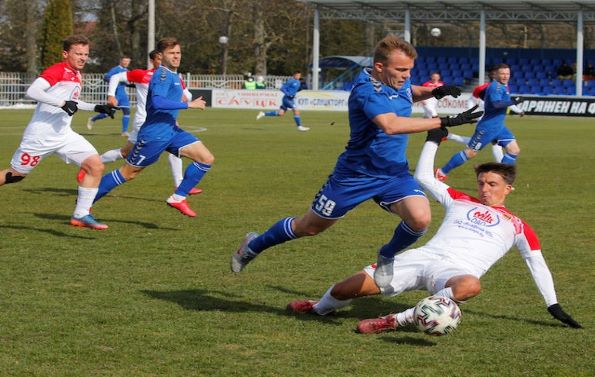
[363,247,476,296]
[10,130,98,174]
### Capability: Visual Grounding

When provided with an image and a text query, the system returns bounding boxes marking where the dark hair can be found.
[149,49,160,60]
[492,63,510,71]
[475,163,516,185]
[63,35,90,51]
[430,71,441,77]
[293,71,302,75]
[120,55,131,60]
[156,37,180,53]
[373,34,417,64]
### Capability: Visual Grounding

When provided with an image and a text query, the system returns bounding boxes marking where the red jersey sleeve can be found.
[126,69,147,83]
[39,62,66,86]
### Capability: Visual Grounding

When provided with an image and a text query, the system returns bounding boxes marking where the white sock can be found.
[167,193,186,203]
[396,307,415,327]
[434,287,455,300]
[168,154,184,187]
[447,133,471,145]
[434,287,465,304]
[491,145,504,162]
[74,187,98,218]
[101,149,123,163]
[312,285,352,315]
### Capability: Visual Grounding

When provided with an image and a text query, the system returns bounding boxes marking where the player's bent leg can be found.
[375,197,430,290]
[331,271,381,300]
[445,275,481,302]
[79,155,105,187]
[1,168,26,185]
[292,210,337,237]
[501,140,520,165]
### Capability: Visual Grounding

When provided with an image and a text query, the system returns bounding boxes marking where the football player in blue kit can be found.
[256,71,309,131]
[93,37,212,218]
[232,35,482,290]
[87,56,132,136]
[436,63,524,181]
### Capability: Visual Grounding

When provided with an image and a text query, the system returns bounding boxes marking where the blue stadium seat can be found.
[518,85,530,93]
[542,86,553,95]
[538,78,550,86]
[453,77,465,86]
[562,79,574,88]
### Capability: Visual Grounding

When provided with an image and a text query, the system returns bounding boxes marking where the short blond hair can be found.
[373,35,417,64]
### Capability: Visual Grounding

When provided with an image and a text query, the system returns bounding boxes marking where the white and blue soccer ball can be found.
[430,27,442,37]
[414,295,462,336]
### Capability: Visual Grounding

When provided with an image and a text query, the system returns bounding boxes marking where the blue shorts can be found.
[126,129,199,167]
[468,124,515,151]
[117,94,130,115]
[310,173,426,219]
[281,96,297,111]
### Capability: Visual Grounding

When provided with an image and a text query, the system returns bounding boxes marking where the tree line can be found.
[0,0,592,75]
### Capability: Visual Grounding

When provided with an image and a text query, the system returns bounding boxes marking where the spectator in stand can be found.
[244,73,257,90]
[255,76,266,89]
[556,61,574,80]
[420,72,443,118]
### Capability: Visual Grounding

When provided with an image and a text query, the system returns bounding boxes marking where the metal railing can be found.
[0,72,292,106]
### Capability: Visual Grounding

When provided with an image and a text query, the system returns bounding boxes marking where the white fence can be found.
[0,72,291,106]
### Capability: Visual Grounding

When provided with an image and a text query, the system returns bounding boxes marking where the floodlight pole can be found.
[404,9,411,42]
[312,8,320,90]
[576,10,584,96]
[148,0,155,69]
[478,10,486,85]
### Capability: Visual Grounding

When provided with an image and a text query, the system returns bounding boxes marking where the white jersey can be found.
[413,142,558,306]
[24,62,82,143]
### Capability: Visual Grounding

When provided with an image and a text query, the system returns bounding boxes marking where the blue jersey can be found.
[281,78,301,98]
[480,80,514,126]
[333,68,413,179]
[139,66,187,141]
[104,65,129,101]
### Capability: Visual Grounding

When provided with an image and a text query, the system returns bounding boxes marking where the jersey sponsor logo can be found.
[467,207,500,227]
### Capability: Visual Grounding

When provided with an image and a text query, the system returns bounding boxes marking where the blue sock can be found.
[293,115,302,127]
[248,217,297,254]
[94,169,126,203]
[265,111,279,116]
[92,113,108,122]
[121,108,130,132]
[379,221,427,258]
[175,161,211,196]
[501,152,518,165]
[441,151,468,175]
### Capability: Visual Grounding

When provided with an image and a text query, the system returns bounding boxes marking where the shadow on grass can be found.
[32,212,175,230]
[23,187,163,204]
[141,289,344,326]
[23,187,78,196]
[0,224,95,239]
[380,335,437,346]
[462,308,562,328]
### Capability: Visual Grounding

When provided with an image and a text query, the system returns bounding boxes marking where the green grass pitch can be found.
[0,108,593,376]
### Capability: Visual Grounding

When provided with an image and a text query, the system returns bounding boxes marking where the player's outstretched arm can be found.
[26,78,66,108]
[432,85,462,99]
[413,129,451,205]
[440,105,483,127]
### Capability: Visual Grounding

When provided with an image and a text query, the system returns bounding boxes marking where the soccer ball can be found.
[430,27,442,37]
[414,295,462,336]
